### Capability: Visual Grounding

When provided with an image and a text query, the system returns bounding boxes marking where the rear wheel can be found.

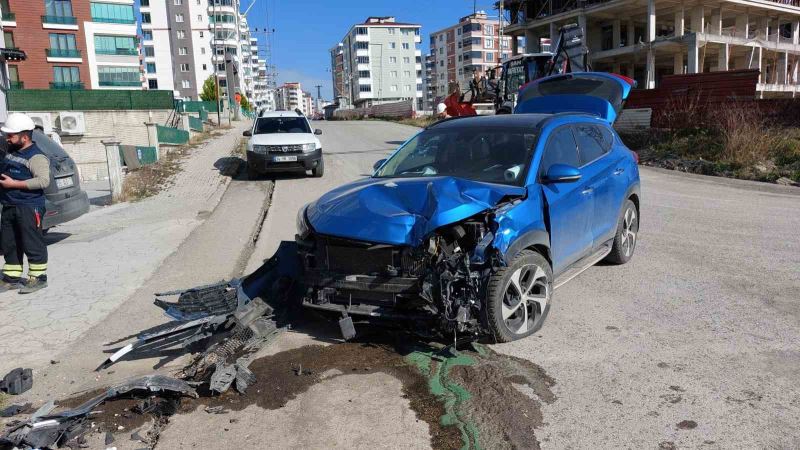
[312,157,324,178]
[486,250,553,343]
[605,199,638,264]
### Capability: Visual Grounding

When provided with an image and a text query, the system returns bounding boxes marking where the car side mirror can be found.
[544,164,581,183]
[242,130,252,137]
[314,129,323,135]
[373,159,387,171]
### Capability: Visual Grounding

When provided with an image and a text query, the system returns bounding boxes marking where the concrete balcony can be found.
[208,5,236,14]
[2,12,16,27]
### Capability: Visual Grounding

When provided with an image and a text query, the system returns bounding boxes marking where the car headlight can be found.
[296,203,311,238]
[302,143,316,153]
[253,145,268,154]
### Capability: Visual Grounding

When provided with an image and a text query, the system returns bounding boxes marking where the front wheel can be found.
[486,250,553,343]
[311,157,324,177]
[605,199,638,264]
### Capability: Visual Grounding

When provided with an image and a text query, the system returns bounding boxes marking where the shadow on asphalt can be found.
[213,156,313,182]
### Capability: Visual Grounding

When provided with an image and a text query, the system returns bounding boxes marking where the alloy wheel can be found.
[502,264,550,335]
[621,207,638,257]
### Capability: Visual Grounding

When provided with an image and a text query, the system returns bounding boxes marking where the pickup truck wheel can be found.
[605,199,638,265]
[486,250,552,343]
[312,157,324,178]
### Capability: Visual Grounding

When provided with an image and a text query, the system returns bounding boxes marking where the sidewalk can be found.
[0,123,249,375]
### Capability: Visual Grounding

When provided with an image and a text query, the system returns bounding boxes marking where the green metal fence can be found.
[136,146,158,165]
[188,116,203,131]
[8,89,175,111]
[156,125,189,145]
[199,108,209,121]
[177,100,219,113]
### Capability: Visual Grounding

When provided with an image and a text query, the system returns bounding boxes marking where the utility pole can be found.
[498,0,504,65]
[212,0,222,125]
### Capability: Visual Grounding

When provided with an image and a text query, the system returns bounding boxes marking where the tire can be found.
[605,199,639,265]
[312,157,324,178]
[486,249,553,343]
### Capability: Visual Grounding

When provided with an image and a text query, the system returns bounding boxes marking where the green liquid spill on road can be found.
[406,346,481,450]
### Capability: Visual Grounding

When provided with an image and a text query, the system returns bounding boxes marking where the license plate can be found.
[273,155,297,162]
[56,177,74,189]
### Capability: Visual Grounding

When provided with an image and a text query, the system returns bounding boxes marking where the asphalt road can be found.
[172,120,800,449]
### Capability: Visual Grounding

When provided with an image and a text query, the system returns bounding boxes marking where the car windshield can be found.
[254,117,311,134]
[374,126,537,186]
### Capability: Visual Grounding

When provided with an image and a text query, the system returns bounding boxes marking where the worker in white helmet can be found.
[0,113,51,294]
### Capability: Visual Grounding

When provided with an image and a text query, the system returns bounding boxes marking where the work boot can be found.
[19,276,47,294]
[0,278,22,294]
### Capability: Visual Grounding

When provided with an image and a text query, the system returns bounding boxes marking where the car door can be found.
[572,123,619,248]
[538,125,594,275]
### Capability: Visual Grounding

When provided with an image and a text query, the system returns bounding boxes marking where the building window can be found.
[141,12,151,23]
[174,0,181,4]
[486,52,494,62]
[148,79,158,89]
[458,41,462,49]
[458,55,462,62]
[388,28,395,34]
[179,47,188,55]
[142,30,153,41]
[388,56,396,63]
[201,47,205,54]
[389,42,396,49]
[484,38,494,49]
[197,15,202,21]
[199,31,203,37]
[390,70,397,77]
[180,63,189,72]
[438,47,443,55]
[216,63,224,71]
[417,83,422,91]
[403,57,410,63]
[438,34,443,42]
[45,0,74,19]
[48,33,78,57]
[358,84,371,92]
[403,85,410,92]
[358,70,370,78]
[202,63,207,70]
[177,30,185,39]
[146,62,156,73]
[403,70,410,77]
[175,13,183,22]
[402,43,409,50]
[457,28,462,36]
[53,66,80,86]
[140,0,149,6]
[98,66,140,86]
[389,85,397,92]
[90,2,135,24]
[144,46,154,57]
[458,68,463,75]
[355,41,368,50]
[95,35,137,55]
[439,60,443,67]
[355,27,367,35]
[501,39,509,49]
[485,24,494,35]
[181,79,190,88]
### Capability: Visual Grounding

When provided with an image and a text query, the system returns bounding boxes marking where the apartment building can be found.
[503,0,800,96]
[330,16,423,109]
[140,0,269,102]
[274,82,302,111]
[1,0,141,90]
[428,11,513,101]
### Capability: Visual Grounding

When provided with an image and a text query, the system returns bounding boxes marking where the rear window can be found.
[574,124,607,165]
[254,117,311,135]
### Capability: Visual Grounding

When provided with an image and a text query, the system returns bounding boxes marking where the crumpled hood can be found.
[307,176,526,246]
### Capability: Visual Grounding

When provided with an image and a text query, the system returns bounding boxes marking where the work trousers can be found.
[1,204,47,281]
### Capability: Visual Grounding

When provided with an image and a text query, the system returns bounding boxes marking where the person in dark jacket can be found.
[0,113,51,294]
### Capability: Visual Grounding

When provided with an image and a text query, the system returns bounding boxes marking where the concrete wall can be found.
[28,109,171,181]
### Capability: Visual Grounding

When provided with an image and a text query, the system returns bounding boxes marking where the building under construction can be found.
[502,0,800,96]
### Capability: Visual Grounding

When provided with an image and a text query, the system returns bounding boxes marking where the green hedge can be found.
[156,125,189,145]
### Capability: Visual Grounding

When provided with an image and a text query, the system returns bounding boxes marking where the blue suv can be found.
[296,73,640,342]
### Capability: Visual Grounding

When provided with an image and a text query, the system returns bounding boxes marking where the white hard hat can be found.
[1,113,36,134]
[436,103,447,114]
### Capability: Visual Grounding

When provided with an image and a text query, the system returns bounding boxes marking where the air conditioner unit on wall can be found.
[58,112,86,135]
[27,112,53,134]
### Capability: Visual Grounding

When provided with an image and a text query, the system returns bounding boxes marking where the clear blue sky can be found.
[243,0,501,100]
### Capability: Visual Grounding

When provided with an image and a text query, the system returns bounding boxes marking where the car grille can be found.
[309,235,426,277]
[266,144,303,154]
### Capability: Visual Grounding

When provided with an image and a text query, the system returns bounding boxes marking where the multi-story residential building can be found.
[330,16,423,109]
[302,90,313,116]
[274,82,302,111]
[428,11,512,102]
[140,0,269,102]
[2,0,142,90]
[424,53,435,110]
[503,0,800,96]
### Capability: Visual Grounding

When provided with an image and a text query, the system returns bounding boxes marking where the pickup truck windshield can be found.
[374,127,537,186]
[254,117,311,134]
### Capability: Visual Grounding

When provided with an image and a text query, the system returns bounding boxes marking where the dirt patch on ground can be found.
[450,348,556,450]
[31,340,556,449]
